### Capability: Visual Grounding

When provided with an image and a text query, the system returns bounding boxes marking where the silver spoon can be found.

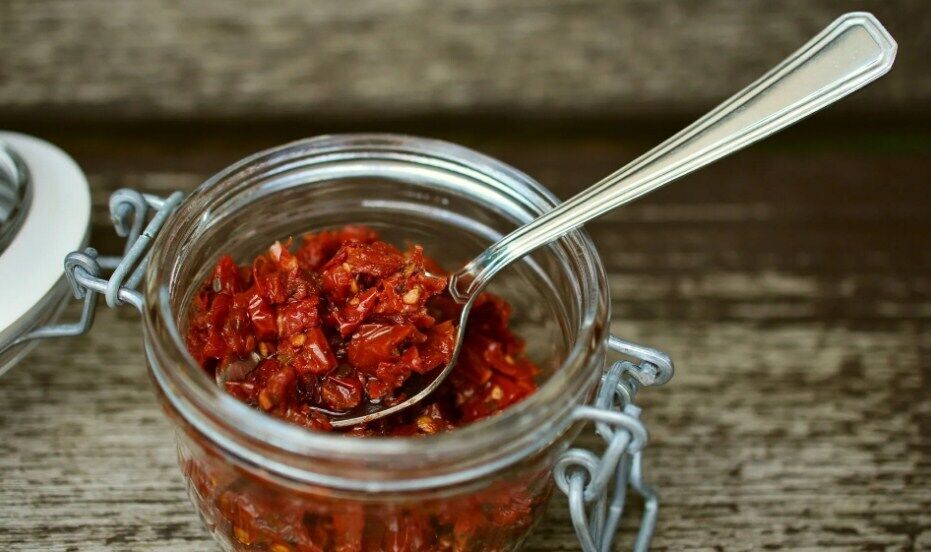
[329,12,896,427]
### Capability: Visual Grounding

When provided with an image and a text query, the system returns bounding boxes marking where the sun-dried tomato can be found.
[319,372,363,412]
[252,255,288,305]
[212,255,243,295]
[290,327,338,378]
[330,287,379,336]
[275,296,321,338]
[186,225,539,439]
[244,291,276,340]
[185,224,546,545]
[346,323,422,372]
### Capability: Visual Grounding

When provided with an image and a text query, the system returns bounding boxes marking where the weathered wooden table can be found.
[1,123,928,550]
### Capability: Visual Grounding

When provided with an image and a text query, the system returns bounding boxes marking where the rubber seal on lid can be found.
[0,132,91,375]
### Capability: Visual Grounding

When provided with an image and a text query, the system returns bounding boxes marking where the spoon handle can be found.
[452,12,896,301]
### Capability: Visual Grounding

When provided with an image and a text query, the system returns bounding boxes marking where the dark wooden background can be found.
[1,1,929,550]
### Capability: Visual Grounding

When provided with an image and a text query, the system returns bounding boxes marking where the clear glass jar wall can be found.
[143,135,610,551]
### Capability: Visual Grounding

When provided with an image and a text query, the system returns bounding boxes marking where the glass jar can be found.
[3,133,673,552]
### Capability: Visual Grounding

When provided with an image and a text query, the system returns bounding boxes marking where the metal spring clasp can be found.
[554,335,674,552]
[2,189,182,351]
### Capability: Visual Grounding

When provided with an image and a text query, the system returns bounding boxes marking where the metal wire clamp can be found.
[554,336,674,552]
[1,189,183,353]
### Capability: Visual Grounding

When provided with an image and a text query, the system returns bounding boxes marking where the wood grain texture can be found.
[0,124,929,551]
[1,0,928,123]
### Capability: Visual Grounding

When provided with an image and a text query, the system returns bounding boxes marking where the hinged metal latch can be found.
[555,335,674,552]
[1,189,182,353]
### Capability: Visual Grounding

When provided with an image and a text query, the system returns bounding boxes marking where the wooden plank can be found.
[0,127,928,550]
[1,0,928,122]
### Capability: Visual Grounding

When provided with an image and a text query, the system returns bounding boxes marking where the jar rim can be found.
[143,134,610,491]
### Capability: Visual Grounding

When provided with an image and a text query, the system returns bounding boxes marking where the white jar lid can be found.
[0,132,91,374]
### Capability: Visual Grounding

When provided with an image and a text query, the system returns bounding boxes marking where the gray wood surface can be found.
[1,123,929,551]
[1,0,928,123]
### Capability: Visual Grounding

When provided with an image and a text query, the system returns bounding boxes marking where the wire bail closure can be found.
[0,189,182,353]
[555,336,674,552]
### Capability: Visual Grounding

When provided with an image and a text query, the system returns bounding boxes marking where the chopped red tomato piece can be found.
[212,255,242,295]
[185,225,539,439]
[339,241,405,278]
[184,226,547,550]
[275,297,320,337]
[244,291,276,340]
[320,369,365,411]
[331,287,379,336]
[290,327,337,378]
[347,323,422,372]
[252,255,287,304]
